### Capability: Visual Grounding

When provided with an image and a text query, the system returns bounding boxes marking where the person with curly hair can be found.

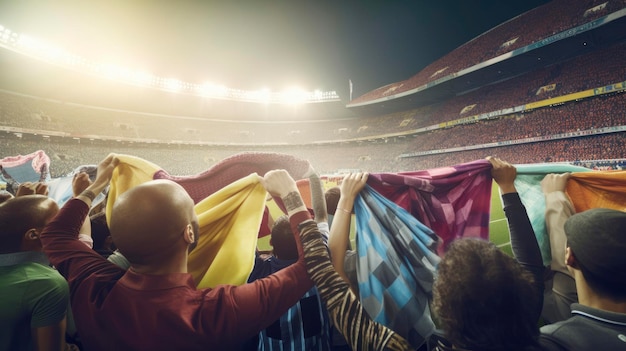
[430,157,545,351]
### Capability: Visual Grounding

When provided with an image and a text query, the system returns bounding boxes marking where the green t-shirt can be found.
[0,260,69,351]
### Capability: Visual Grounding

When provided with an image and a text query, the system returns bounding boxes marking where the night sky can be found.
[0,0,551,98]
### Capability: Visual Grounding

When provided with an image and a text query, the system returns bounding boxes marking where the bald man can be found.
[108,179,199,274]
[41,154,316,350]
[0,195,70,351]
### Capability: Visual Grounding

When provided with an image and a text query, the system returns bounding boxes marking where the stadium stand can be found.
[350,0,626,103]
[1,0,625,178]
[3,2,626,350]
[3,40,625,147]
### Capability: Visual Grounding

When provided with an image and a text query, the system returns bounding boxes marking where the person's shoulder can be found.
[10,263,70,318]
[539,317,569,336]
[24,263,69,294]
[1,262,65,294]
[538,321,570,351]
[20,261,68,284]
[538,310,625,351]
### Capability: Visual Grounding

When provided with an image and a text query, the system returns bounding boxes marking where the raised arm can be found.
[328,172,368,289]
[15,182,49,197]
[215,170,315,336]
[540,173,577,323]
[488,157,543,267]
[300,220,410,350]
[541,173,574,276]
[308,168,328,224]
[76,154,118,208]
[41,154,124,283]
[488,157,544,319]
[72,172,94,248]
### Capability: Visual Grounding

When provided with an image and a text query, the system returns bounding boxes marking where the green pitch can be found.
[489,181,512,256]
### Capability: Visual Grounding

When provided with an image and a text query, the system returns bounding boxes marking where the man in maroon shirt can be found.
[41,154,315,350]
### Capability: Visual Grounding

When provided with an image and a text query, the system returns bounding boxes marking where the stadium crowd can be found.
[396,133,626,171]
[1,127,625,178]
[2,1,626,349]
[2,41,625,150]
[2,71,624,177]
[351,40,626,136]
[397,93,626,153]
[2,150,625,351]
[351,0,626,103]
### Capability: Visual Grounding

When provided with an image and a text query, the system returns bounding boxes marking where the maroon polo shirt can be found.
[42,198,314,350]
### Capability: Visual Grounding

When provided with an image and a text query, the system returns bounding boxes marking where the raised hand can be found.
[72,172,93,197]
[541,173,570,195]
[487,156,517,194]
[16,182,49,197]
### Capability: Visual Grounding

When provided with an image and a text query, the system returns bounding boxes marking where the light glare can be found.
[0,23,341,103]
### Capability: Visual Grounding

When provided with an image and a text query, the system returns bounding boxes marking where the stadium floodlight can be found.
[197,82,228,98]
[16,34,48,55]
[41,46,64,61]
[9,32,18,44]
[131,71,155,86]
[279,87,307,105]
[0,23,342,103]
[245,88,271,103]
[101,64,128,80]
[16,34,35,49]
[1,32,10,44]
[63,54,84,66]
[163,78,184,92]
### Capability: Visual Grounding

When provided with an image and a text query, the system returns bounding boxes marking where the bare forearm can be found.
[76,180,107,207]
[309,173,328,223]
[79,213,92,238]
[545,191,575,276]
[328,197,354,282]
[33,319,66,351]
[282,191,308,217]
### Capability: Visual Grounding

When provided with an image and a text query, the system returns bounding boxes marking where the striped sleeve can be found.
[299,221,411,351]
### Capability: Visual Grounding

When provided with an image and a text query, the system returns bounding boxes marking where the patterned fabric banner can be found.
[355,185,440,349]
[47,165,102,207]
[514,163,589,265]
[0,150,51,192]
[515,163,626,265]
[567,170,626,212]
[367,159,493,254]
